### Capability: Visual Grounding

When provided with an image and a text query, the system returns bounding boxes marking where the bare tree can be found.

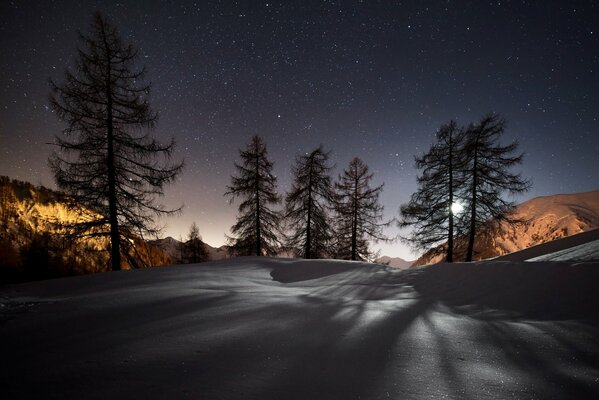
[399,121,466,262]
[463,114,531,261]
[49,12,183,270]
[284,146,335,259]
[334,158,390,261]
[225,136,281,256]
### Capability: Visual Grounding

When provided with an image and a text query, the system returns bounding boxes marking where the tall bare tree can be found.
[225,136,281,256]
[463,114,531,261]
[49,12,183,271]
[284,146,334,259]
[399,121,466,262]
[334,158,389,261]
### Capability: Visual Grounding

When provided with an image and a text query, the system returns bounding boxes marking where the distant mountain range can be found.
[154,237,417,268]
[151,236,229,263]
[414,190,599,265]
[374,256,413,269]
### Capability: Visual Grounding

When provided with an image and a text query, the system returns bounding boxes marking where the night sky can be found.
[1,1,598,260]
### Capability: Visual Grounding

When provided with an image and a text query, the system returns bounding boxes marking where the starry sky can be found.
[1,1,598,260]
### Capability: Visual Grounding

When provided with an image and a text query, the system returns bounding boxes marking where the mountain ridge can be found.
[414,189,599,265]
[374,255,413,269]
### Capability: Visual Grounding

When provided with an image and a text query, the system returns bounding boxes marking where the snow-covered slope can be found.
[494,228,599,262]
[415,189,599,265]
[1,257,598,399]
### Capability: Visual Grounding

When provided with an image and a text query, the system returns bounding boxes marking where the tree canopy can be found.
[49,12,182,270]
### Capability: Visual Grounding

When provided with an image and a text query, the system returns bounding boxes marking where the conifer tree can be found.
[184,222,209,263]
[48,12,182,271]
[334,158,389,261]
[463,114,531,261]
[399,121,466,262]
[225,136,281,256]
[284,146,334,259]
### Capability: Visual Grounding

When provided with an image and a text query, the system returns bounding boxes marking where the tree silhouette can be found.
[463,114,531,261]
[399,121,466,262]
[334,158,389,261]
[48,12,182,271]
[225,136,281,256]
[184,222,209,263]
[284,146,335,259]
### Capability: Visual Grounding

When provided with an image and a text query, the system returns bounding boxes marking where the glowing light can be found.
[451,202,464,214]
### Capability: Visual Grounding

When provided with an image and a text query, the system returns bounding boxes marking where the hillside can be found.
[0,176,172,281]
[1,256,598,399]
[414,189,599,265]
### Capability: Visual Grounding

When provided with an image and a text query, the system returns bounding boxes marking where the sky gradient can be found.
[1,1,598,259]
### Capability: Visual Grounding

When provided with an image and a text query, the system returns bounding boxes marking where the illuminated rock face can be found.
[492,191,599,254]
[415,190,599,265]
[0,176,172,279]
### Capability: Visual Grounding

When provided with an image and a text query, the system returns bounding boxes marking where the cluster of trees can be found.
[47,12,530,271]
[399,114,531,262]
[48,12,388,269]
[225,137,390,261]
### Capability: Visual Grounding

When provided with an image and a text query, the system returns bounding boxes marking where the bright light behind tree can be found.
[451,202,464,214]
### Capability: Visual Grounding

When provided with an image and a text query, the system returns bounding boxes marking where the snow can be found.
[496,228,599,262]
[1,257,598,399]
[528,239,599,262]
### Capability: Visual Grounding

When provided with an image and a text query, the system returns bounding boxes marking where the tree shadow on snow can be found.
[408,261,599,323]
[4,260,599,399]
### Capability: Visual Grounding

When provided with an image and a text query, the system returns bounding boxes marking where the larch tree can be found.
[463,114,531,261]
[284,146,335,259]
[184,222,209,263]
[334,157,390,261]
[48,12,183,271]
[225,135,281,256]
[399,120,466,262]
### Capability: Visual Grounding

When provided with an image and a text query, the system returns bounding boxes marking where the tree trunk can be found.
[466,146,478,262]
[351,173,358,261]
[104,36,120,271]
[447,133,454,263]
[255,152,261,256]
[305,159,313,259]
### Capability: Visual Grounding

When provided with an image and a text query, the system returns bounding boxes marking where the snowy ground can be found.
[1,257,599,399]
[496,228,599,262]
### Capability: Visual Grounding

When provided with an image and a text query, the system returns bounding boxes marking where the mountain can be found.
[495,228,599,262]
[414,189,599,265]
[0,176,172,282]
[375,256,413,269]
[152,236,229,263]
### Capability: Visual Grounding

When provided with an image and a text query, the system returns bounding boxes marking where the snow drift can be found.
[1,256,598,399]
